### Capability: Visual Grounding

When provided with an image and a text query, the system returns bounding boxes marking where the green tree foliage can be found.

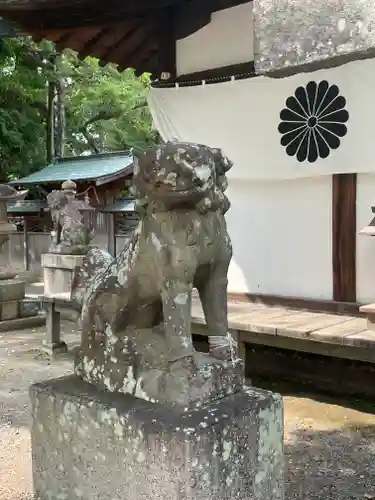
[0,37,52,181]
[0,36,159,182]
[62,49,159,156]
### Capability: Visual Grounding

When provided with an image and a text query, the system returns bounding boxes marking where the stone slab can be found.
[30,375,284,500]
[21,299,42,318]
[0,299,18,320]
[40,341,68,357]
[0,298,42,321]
[0,315,45,332]
[0,279,25,302]
[41,253,86,270]
[43,271,75,301]
[42,253,86,300]
[0,270,17,280]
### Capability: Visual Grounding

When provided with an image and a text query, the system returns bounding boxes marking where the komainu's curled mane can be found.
[75,141,241,406]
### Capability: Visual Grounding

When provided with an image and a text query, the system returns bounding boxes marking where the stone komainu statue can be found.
[75,141,242,406]
[47,180,95,255]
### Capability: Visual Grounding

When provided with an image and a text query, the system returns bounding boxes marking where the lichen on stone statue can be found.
[74,141,243,407]
[47,180,95,255]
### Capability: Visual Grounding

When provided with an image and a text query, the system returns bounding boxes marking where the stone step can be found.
[359,303,375,331]
[0,279,25,302]
[0,315,45,332]
[0,298,40,321]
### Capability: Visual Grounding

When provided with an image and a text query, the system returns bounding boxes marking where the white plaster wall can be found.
[226,177,333,299]
[176,2,254,76]
[356,173,375,303]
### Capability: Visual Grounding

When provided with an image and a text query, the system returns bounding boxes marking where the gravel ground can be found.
[0,322,375,500]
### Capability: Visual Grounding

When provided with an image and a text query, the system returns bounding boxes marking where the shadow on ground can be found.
[284,423,375,500]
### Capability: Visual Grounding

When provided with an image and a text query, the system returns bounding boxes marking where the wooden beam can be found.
[151,61,256,86]
[332,173,357,302]
[3,0,178,31]
[23,216,29,271]
[107,213,116,257]
[228,292,363,317]
[78,25,124,60]
[54,31,76,51]
[99,23,143,66]
[153,7,176,79]
[134,50,159,76]
[177,61,255,84]
[120,37,157,72]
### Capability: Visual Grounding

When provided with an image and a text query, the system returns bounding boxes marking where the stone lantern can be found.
[41,179,97,355]
[0,184,28,279]
[0,184,41,327]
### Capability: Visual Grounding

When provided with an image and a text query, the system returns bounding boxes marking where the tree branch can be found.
[0,87,48,115]
[79,110,121,153]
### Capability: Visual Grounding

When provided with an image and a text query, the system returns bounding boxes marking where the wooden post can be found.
[46,78,55,164]
[154,7,177,80]
[332,173,357,302]
[23,216,29,271]
[107,213,116,257]
[54,53,66,159]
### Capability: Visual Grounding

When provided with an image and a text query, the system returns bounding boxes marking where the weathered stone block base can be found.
[0,280,42,331]
[0,294,43,331]
[30,375,284,500]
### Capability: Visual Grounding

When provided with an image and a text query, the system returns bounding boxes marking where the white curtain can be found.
[148,57,375,181]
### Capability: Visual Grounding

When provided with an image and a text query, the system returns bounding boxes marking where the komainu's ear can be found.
[212,147,233,174]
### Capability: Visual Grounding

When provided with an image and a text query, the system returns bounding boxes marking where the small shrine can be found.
[8,151,137,271]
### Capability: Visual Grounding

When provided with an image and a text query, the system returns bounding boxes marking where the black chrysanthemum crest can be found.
[278,80,349,163]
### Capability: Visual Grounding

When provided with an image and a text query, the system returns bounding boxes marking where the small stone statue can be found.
[75,142,243,407]
[47,180,95,255]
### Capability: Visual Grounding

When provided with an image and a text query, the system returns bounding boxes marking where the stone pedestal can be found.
[42,253,85,301]
[41,253,85,355]
[30,375,284,500]
[0,278,42,330]
[40,299,68,356]
[0,186,42,330]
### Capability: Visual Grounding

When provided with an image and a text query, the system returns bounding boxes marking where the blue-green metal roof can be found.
[7,200,46,213]
[101,198,136,213]
[10,152,134,185]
